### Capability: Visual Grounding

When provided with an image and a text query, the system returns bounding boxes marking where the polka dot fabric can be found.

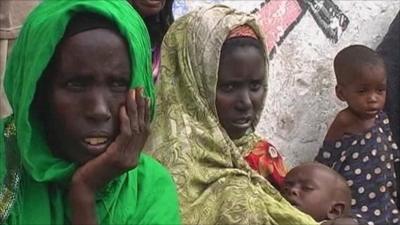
[315,111,400,225]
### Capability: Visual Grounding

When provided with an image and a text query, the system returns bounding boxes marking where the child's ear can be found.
[335,85,346,102]
[327,201,346,220]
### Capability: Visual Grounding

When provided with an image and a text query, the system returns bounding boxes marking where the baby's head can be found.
[282,162,352,222]
[334,45,386,119]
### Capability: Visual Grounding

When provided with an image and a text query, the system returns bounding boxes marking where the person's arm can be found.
[69,180,97,224]
[324,110,350,141]
[315,113,347,168]
[395,161,400,208]
[377,13,400,207]
[377,12,400,146]
[69,89,150,225]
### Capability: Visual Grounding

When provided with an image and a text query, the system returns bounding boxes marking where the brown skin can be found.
[326,63,386,141]
[40,29,149,225]
[216,45,265,140]
[282,163,351,222]
[130,0,166,17]
[321,216,360,225]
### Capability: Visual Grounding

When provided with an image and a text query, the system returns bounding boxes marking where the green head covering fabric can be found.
[0,0,180,224]
[145,5,317,225]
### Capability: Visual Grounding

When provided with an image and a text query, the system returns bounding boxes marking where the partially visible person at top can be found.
[282,162,365,225]
[315,45,400,225]
[0,1,180,224]
[376,11,400,207]
[0,0,40,118]
[145,5,317,225]
[129,0,174,82]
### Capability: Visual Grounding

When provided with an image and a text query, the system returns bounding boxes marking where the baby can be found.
[315,45,399,225]
[282,162,361,225]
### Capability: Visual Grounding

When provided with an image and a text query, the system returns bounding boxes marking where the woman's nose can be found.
[86,92,112,122]
[236,90,252,111]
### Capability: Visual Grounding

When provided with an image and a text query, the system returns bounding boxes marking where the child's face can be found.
[216,45,265,140]
[282,165,335,221]
[337,64,386,119]
[41,29,131,165]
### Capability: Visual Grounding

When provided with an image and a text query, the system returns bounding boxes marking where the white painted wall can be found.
[175,0,400,167]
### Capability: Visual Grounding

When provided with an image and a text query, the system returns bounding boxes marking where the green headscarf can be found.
[0,0,180,224]
[146,5,317,225]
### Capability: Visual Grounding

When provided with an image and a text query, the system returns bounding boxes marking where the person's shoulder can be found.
[378,110,391,125]
[325,109,353,141]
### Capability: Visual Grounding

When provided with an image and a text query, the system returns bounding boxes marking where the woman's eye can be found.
[65,80,86,91]
[110,80,129,91]
[111,81,128,87]
[250,82,262,91]
[219,84,234,93]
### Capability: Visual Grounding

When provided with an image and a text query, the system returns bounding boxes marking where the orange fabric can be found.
[228,25,258,40]
[244,140,287,189]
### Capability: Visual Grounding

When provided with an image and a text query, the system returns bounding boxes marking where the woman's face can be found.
[41,29,131,165]
[216,44,265,140]
[130,0,167,17]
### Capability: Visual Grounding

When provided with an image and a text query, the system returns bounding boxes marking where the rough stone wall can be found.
[174,0,400,167]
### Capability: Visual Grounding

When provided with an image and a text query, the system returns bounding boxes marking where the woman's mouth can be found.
[82,137,110,155]
[231,118,252,128]
[142,0,164,8]
[84,137,108,145]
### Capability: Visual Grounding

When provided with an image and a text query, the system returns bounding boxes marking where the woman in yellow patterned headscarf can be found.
[146,5,317,225]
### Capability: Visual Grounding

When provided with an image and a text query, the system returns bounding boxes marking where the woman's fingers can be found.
[113,88,149,164]
[144,97,150,129]
[136,88,146,132]
[116,105,132,147]
[126,89,139,133]
[126,88,148,133]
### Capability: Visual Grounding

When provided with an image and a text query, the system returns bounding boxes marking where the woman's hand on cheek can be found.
[71,88,150,191]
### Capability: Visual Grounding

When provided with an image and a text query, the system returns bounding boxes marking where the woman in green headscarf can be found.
[146,5,318,225]
[0,0,180,224]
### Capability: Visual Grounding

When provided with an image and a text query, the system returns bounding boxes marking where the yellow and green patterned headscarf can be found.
[146,5,317,225]
[0,1,180,224]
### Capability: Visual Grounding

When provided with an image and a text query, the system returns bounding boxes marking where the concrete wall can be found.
[174,0,400,167]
